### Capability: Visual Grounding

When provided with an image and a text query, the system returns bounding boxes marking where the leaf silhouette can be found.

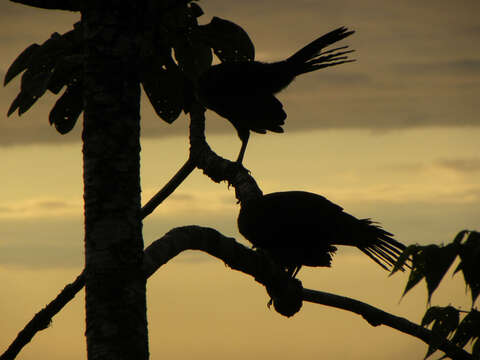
[456,231,480,304]
[400,245,426,298]
[4,43,40,86]
[188,2,203,17]
[450,310,480,348]
[142,65,185,124]
[48,55,83,94]
[6,27,82,117]
[423,244,458,302]
[174,32,212,79]
[473,338,479,359]
[390,244,418,276]
[200,17,255,62]
[421,306,459,359]
[453,230,469,244]
[49,81,83,134]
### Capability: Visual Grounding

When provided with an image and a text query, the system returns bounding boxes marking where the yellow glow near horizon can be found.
[1,0,479,358]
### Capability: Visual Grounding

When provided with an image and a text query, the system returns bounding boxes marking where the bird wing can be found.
[238,191,342,268]
[239,191,344,247]
[202,92,286,134]
[238,191,406,271]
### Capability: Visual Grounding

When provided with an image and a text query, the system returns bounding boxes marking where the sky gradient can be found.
[1,0,479,359]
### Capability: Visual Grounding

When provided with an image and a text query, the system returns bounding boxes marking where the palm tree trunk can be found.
[82,2,148,359]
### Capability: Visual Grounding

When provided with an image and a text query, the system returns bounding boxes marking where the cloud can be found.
[150,190,235,216]
[392,59,480,77]
[0,197,80,219]
[380,161,426,173]
[436,157,480,173]
[320,184,480,205]
[169,193,196,201]
[1,0,480,147]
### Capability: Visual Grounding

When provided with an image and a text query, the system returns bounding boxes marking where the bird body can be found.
[237,191,406,277]
[197,27,355,163]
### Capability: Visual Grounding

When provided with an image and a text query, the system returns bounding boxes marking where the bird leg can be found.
[236,131,249,164]
[290,266,302,279]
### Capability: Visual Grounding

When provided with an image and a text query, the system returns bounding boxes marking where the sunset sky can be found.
[1,0,479,359]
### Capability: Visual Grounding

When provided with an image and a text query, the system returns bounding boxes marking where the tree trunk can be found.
[82,1,148,359]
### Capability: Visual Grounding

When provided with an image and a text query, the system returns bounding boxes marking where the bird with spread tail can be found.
[197,26,355,164]
[238,191,407,278]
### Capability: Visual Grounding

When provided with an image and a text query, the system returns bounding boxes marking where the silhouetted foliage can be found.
[4,1,256,133]
[5,22,83,132]
[392,230,480,359]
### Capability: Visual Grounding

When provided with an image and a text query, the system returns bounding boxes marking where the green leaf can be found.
[4,43,40,86]
[457,231,480,304]
[450,310,480,348]
[141,66,185,124]
[49,81,83,134]
[421,306,459,359]
[200,16,255,62]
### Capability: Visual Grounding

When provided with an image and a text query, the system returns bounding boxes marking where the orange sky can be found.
[1,1,479,359]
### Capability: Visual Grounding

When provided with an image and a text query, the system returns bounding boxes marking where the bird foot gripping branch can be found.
[265,276,304,318]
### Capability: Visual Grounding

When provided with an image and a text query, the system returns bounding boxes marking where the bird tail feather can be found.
[359,220,408,271]
[287,26,355,75]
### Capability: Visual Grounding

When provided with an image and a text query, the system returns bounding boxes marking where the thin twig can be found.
[141,157,197,219]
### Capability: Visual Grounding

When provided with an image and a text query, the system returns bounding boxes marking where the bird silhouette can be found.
[197,27,355,164]
[237,191,406,277]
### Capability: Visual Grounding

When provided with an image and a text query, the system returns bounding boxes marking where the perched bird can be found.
[197,27,355,164]
[237,191,406,277]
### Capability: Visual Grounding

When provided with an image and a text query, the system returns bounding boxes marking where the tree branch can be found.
[9,0,81,11]
[303,290,473,360]
[2,226,473,360]
[0,101,262,360]
[141,157,197,218]
[140,100,262,218]
[0,272,85,360]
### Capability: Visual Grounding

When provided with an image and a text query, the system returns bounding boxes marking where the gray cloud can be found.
[380,162,426,173]
[170,193,196,201]
[0,217,83,268]
[1,0,480,147]
[436,157,480,173]
[392,59,480,76]
[34,200,71,209]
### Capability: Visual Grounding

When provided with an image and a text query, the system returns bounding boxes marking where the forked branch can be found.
[2,226,473,360]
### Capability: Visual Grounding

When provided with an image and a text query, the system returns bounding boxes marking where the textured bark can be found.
[82,1,148,359]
